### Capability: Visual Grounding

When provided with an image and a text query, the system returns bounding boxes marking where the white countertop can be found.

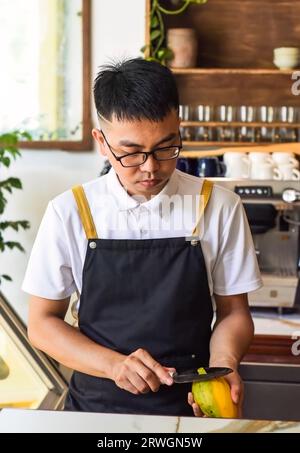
[0,409,299,433]
[251,309,300,336]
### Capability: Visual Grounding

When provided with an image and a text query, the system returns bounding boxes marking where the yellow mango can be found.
[192,367,238,418]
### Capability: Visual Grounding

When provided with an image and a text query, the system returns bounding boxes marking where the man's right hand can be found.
[110,348,175,395]
[28,297,175,393]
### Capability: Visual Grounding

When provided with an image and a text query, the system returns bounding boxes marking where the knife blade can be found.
[171,367,233,383]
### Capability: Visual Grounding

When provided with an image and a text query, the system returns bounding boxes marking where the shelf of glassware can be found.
[181,121,300,151]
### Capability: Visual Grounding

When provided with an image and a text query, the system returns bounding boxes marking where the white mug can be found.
[250,162,282,180]
[223,152,250,178]
[248,152,273,164]
[272,152,299,168]
[223,152,249,164]
[279,164,300,180]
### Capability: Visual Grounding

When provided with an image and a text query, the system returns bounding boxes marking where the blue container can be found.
[196,157,226,177]
[176,158,199,176]
[176,158,190,173]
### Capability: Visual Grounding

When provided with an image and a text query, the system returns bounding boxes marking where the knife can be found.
[170,367,233,383]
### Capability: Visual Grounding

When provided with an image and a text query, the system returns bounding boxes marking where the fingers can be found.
[123,355,159,393]
[230,382,241,405]
[164,366,177,375]
[187,392,205,417]
[114,349,176,395]
[133,362,161,393]
[133,349,174,386]
[122,378,142,395]
[225,371,244,418]
[127,369,154,394]
[227,374,244,403]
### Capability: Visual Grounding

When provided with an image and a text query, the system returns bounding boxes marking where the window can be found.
[0,0,92,150]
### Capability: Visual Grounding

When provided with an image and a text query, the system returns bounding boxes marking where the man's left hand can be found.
[187,368,244,418]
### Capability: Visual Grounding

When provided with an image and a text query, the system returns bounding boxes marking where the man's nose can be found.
[139,153,160,173]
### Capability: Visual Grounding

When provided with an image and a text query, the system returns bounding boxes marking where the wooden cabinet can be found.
[145,0,300,155]
[245,335,300,364]
[145,2,300,365]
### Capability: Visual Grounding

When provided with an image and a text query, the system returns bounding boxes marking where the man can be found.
[23,58,262,416]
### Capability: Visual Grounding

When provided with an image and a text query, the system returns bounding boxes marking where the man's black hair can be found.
[93,58,179,123]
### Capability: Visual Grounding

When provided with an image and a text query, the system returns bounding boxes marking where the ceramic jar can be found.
[167,28,198,68]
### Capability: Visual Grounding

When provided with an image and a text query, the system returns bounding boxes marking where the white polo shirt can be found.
[22,169,262,300]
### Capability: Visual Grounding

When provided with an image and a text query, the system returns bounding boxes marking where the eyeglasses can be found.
[101,130,182,168]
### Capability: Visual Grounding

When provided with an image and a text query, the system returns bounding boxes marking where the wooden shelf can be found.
[181,121,300,128]
[155,0,300,70]
[181,149,280,158]
[145,0,300,106]
[172,68,296,75]
[183,142,300,150]
[244,335,300,365]
[180,142,300,158]
[181,150,223,158]
[146,1,300,154]
[174,70,298,107]
[183,141,261,147]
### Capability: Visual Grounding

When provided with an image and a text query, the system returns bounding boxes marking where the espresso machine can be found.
[214,179,300,309]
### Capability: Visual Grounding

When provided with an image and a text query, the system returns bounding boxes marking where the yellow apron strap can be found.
[72,185,98,240]
[192,179,214,237]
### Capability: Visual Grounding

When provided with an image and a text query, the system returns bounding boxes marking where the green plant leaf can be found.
[150,30,161,41]
[151,16,159,28]
[6,147,21,159]
[0,133,18,146]
[19,131,32,141]
[4,241,25,252]
[157,47,174,60]
[0,220,30,232]
[145,56,160,62]
[1,275,12,281]
[0,193,7,213]
[17,220,30,230]
[1,157,11,167]
[0,222,10,231]
[6,178,22,189]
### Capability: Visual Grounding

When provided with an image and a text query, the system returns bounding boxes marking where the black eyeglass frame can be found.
[100,129,182,168]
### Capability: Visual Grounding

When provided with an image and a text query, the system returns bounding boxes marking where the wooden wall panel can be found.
[175,71,299,106]
[161,0,300,68]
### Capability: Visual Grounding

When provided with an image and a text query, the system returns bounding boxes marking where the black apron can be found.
[64,179,214,415]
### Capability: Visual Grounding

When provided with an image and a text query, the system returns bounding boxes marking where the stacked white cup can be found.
[223,152,250,178]
[223,151,300,180]
[272,152,300,180]
[249,152,282,180]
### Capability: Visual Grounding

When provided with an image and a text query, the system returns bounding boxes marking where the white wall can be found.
[1,0,146,322]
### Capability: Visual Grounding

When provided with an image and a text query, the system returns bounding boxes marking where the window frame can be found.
[19,0,92,151]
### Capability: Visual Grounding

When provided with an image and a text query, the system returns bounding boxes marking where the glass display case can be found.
[0,291,67,410]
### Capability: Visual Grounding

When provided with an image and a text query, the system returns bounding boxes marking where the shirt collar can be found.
[106,168,179,213]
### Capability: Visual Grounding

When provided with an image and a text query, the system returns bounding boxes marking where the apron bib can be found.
[64,179,214,415]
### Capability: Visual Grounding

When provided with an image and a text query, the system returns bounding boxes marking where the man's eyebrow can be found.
[118,133,177,148]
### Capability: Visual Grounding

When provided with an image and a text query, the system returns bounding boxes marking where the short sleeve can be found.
[22,201,76,299]
[212,199,263,296]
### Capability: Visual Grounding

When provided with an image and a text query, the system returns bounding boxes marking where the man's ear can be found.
[92,128,107,156]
